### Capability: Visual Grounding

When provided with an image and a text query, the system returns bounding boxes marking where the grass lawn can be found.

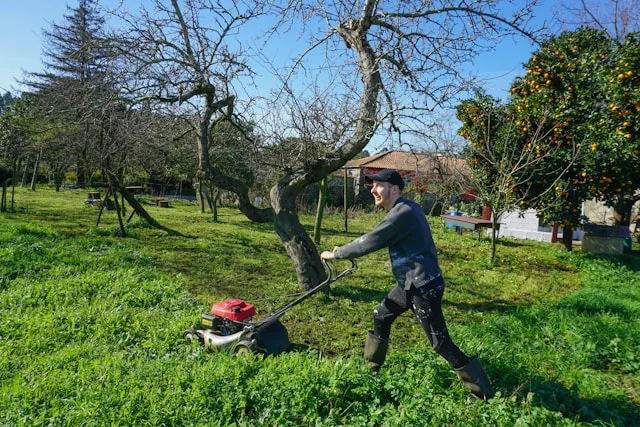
[1,186,638,426]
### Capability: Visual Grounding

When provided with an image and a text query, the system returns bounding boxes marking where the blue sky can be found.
[1,2,70,93]
[0,0,555,99]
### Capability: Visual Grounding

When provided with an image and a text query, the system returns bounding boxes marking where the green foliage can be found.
[0,188,638,425]
[0,95,38,164]
[457,94,521,211]
[595,32,640,209]
[509,28,613,228]
[510,28,640,226]
[0,91,16,114]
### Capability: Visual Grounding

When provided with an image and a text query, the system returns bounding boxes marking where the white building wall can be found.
[494,197,640,244]
[498,209,582,242]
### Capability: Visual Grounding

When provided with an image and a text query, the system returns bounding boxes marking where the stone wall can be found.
[582,199,640,226]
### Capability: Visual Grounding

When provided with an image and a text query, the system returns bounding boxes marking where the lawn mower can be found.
[183,259,357,355]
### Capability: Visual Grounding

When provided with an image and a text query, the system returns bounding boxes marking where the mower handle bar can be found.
[323,258,357,283]
[252,259,357,329]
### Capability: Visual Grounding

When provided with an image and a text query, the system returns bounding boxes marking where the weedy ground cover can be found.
[1,187,638,425]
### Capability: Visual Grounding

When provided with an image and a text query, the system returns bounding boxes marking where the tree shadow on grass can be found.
[604,253,640,272]
[312,227,365,239]
[556,295,638,320]
[445,299,521,315]
[9,223,59,239]
[287,342,311,353]
[490,362,640,426]
[330,284,390,304]
[148,223,190,238]
[330,284,537,315]
[494,238,532,248]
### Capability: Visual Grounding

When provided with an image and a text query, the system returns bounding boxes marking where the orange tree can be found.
[595,33,640,224]
[457,92,577,259]
[460,29,640,250]
[507,28,615,249]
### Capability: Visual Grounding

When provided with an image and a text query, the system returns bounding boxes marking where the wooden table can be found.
[441,214,498,240]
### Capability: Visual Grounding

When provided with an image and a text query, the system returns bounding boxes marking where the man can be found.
[320,169,493,400]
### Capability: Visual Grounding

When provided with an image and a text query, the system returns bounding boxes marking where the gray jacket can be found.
[334,197,442,290]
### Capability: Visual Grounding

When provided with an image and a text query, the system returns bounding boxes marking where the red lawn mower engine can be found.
[183,298,290,355]
[204,298,256,334]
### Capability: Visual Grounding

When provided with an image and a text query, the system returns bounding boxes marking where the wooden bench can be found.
[88,191,101,199]
[155,198,169,208]
[441,214,499,240]
[125,186,145,195]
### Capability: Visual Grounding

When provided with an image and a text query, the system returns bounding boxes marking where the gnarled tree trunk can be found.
[271,181,326,290]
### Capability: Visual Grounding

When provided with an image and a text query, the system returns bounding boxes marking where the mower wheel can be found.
[233,340,254,355]
[182,328,202,344]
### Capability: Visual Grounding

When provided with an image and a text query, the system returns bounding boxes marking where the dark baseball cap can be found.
[364,169,405,190]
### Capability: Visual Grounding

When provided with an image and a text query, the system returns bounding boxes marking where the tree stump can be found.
[88,191,101,199]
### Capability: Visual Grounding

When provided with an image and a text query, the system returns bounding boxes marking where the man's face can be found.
[370,181,397,210]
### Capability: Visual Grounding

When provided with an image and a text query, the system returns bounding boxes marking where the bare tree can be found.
[256,79,359,242]
[113,0,265,202]
[113,0,542,290]
[0,96,36,210]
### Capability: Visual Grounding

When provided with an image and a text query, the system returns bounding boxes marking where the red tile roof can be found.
[346,151,469,176]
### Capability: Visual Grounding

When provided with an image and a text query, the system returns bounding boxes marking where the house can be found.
[343,150,472,208]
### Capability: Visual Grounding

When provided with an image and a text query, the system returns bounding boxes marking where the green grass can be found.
[0,186,638,425]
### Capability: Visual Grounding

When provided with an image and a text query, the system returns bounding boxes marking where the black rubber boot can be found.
[363,330,389,370]
[455,356,494,400]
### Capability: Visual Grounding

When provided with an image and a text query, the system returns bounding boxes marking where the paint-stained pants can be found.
[372,276,469,369]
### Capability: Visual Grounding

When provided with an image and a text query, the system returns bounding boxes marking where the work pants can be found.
[372,276,469,369]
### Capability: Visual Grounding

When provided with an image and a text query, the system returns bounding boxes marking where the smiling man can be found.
[321,169,493,400]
